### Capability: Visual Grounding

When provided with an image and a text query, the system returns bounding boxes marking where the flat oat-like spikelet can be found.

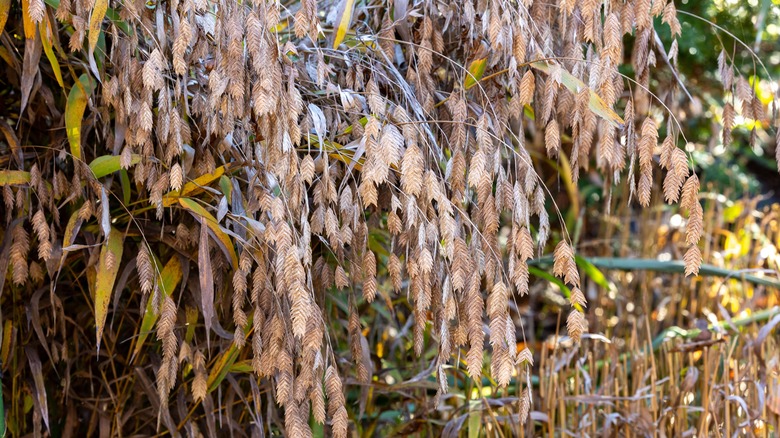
[570,286,587,307]
[158,296,178,358]
[566,309,587,343]
[552,240,573,278]
[722,102,735,147]
[27,0,45,23]
[32,209,51,260]
[519,70,535,105]
[684,245,702,276]
[686,201,703,246]
[662,1,682,37]
[664,147,689,203]
[10,224,30,286]
[638,169,653,207]
[516,226,534,261]
[545,119,560,158]
[311,376,326,424]
[285,247,310,339]
[137,243,154,295]
[169,163,183,192]
[518,387,531,424]
[639,117,658,168]
[334,265,349,290]
[680,173,700,211]
[192,350,207,402]
[362,250,377,302]
[388,253,402,292]
[517,347,533,366]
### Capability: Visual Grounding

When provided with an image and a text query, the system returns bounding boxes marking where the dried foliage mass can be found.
[1,0,779,434]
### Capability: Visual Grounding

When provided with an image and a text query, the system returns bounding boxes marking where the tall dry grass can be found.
[0,0,778,435]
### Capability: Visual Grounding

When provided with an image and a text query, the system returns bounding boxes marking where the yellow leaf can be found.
[131,254,183,360]
[88,0,107,56]
[21,0,34,39]
[207,316,253,392]
[464,57,487,89]
[94,227,124,353]
[65,74,94,161]
[332,0,355,49]
[178,197,239,269]
[1,320,12,369]
[62,209,82,250]
[0,0,10,37]
[40,15,64,89]
[306,134,364,171]
[0,46,13,67]
[0,170,31,186]
[530,61,624,127]
[162,163,233,207]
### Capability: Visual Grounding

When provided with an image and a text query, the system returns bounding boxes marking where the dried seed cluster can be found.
[3,0,778,434]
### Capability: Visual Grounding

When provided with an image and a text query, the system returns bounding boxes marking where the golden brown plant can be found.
[1,0,778,435]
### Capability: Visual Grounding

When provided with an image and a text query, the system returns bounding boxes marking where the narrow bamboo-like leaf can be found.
[464,57,487,89]
[132,254,183,360]
[65,74,94,161]
[306,134,364,171]
[62,209,82,251]
[468,400,481,438]
[25,347,49,430]
[0,320,12,371]
[528,266,585,313]
[20,23,42,114]
[332,0,356,49]
[199,221,214,347]
[206,314,253,392]
[0,170,31,186]
[99,186,110,238]
[219,175,232,203]
[89,154,141,178]
[0,47,13,67]
[178,197,238,269]
[531,61,624,127]
[530,255,780,289]
[94,227,124,353]
[39,15,63,89]
[120,169,131,205]
[87,0,107,78]
[163,163,233,206]
[574,255,614,292]
[21,0,35,39]
[0,0,10,37]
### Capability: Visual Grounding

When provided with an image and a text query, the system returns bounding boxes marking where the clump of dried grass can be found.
[0,0,779,435]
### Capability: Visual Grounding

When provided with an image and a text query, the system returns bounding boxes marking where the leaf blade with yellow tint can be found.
[464,58,487,89]
[0,0,10,36]
[65,74,94,161]
[163,163,233,206]
[131,254,183,360]
[206,315,253,393]
[530,61,624,127]
[87,0,107,78]
[39,15,64,89]
[332,0,356,49]
[178,197,238,269]
[94,227,124,353]
[0,171,31,186]
[199,221,214,347]
[21,0,35,39]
